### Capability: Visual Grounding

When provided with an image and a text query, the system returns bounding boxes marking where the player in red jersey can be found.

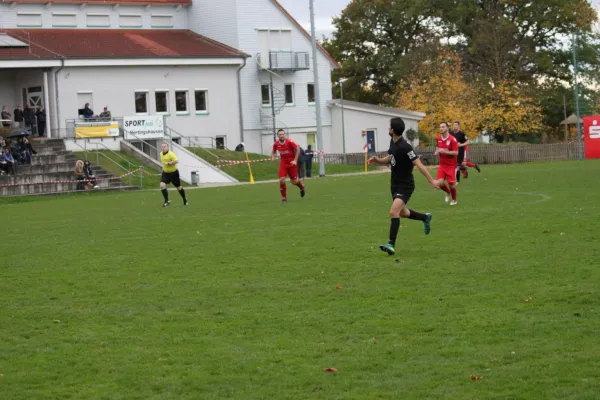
[271,129,306,203]
[435,122,459,205]
[451,122,480,182]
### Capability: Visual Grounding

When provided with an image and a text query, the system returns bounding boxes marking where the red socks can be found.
[280,182,287,199]
[450,186,457,201]
[440,184,451,194]
[465,162,477,168]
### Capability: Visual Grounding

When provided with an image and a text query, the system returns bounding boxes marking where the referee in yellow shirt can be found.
[159,141,188,207]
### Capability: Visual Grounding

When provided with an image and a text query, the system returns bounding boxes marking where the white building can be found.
[328,99,425,153]
[188,0,339,154]
[0,0,424,156]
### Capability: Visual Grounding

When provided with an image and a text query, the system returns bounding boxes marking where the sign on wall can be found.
[584,116,600,159]
[123,116,165,140]
[75,120,120,138]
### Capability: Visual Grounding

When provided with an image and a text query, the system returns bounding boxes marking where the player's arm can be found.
[290,146,299,166]
[413,158,439,189]
[440,141,459,156]
[458,138,470,147]
[271,145,277,161]
[368,154,391,165]
[166,155,178,166]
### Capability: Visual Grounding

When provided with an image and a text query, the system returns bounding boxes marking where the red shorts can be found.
[279,163,298,180]
[437,166,457,185]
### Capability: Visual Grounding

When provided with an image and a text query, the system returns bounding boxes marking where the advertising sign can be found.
[74,121,119,138]
[584,116,600,159]
[123,116,165,140]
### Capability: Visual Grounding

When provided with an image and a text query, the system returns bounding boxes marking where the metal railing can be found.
[69,139,143,187]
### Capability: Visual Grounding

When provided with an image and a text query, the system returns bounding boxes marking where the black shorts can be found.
[161,170,181,187]
[391,185,414,204]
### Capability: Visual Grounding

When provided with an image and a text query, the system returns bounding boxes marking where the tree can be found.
[323,0,440,105]
[442,0,599,85]
[395,48,483,137]
[478,81,545,141]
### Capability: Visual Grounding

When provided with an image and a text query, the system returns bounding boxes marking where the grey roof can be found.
[327,99,426,119]
[560,114,583,125]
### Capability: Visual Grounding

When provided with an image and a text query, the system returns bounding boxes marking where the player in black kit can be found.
[369,117,439,256]
[451,121,480,182]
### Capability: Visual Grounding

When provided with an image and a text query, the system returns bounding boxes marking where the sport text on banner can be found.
[123,116,165,140]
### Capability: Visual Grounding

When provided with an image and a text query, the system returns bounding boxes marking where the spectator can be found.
[75,160,85,190]
[10,139,29,165]
[235,142,245,152]
[1,147,16,175]
[304,145,314,178]
[14,104,24,128]
[99,107,111,120]
[24,104,36,133]
[83,160,99,189]
[1,106,11,127]
[297,146,306,180]
[22,137,37,155]
[82,103,94,119]
[36,105,46,137]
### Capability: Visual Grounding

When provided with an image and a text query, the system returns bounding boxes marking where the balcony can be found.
[267,51,310,71]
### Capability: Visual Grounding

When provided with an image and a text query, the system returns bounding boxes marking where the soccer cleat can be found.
[475,164,481,173]
[464,169,469,179]
[281,198,287,204]
[450,200,458,206]
[184,199,189,206]
[162,200,171,208]
[445,194,451,204]
[379,243,396,256]
[300,188,306,198]
[423,213,432,235]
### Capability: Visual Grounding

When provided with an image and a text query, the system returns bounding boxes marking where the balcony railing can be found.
[268,51,310,71]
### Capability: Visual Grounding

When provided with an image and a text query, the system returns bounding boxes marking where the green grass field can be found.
[1,161,599,399]
[187,147,379,182]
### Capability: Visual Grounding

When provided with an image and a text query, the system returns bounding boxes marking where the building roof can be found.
[271,0,340,69]
[1,0,190,5]
[0,29,247,59]
[560,114,583,125]
[328,99,427,120]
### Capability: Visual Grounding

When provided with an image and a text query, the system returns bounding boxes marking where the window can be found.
[151,15,173,28]
[120,14,142,28]
[52,13,77,27]
[215,136,225,149]
[261,84,271,105]
[307,83,315,103]
[135,91,148,114]
[87,14,110,27]
[195,90,208,113]
[155,91,169,114]
[175,90,188,113]
[17,13,42,27]
[285,84,294,105]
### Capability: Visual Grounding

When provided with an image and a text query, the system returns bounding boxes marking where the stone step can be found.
[28,154,78,165]
[0,184,139,197]
[0,171,115,185]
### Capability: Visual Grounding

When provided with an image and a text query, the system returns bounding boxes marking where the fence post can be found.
[140,166,143,188]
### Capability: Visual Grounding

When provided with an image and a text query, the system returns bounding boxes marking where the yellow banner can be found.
[75,122,120,138]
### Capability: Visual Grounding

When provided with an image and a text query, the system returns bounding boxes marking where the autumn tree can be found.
[395,48,483,138]
[322,0,441,105]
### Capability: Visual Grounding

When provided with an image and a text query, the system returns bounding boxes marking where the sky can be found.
[278,0,600,38]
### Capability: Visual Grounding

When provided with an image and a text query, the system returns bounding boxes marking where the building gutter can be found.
[53,57,65,138]
[236,56,248,142]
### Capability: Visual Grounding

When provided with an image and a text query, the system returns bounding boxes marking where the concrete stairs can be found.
[0,138,139,196]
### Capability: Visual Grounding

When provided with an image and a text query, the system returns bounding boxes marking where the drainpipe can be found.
[43,71,51,138]
[54,58,65,138]
[236,56,248,143]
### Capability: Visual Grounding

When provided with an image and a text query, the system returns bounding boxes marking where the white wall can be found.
[0,3,187,29]
[188,0,336,151]
[169,141,237,184]
[54,64,242,143]
[330,106,422,153]
[65,137,122,152]
[187,0,238,48]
